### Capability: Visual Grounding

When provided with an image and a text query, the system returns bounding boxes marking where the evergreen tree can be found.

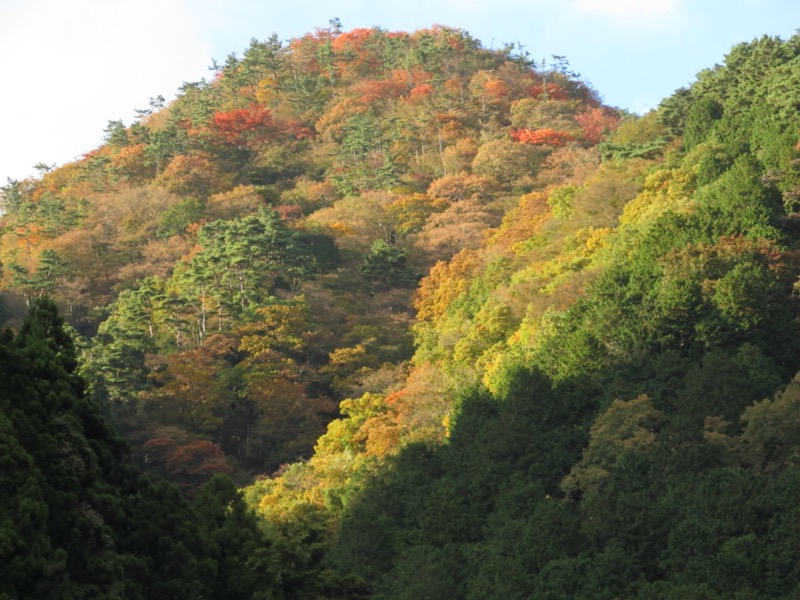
[0,299,287,598]
[360,240,417,291]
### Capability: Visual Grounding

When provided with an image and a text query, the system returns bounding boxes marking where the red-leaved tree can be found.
[575,107,621,143]
[211,104,275,148]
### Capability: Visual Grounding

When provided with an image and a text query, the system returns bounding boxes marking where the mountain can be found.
[1,25,799,598]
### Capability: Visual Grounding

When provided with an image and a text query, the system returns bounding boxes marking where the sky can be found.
[1,0,798,184]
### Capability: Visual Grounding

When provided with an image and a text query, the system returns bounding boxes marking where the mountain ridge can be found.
[1,25,799,598]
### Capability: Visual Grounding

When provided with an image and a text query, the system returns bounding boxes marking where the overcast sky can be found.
[1,0,798,184]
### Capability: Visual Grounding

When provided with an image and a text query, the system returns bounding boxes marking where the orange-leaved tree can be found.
[511,127,575,146]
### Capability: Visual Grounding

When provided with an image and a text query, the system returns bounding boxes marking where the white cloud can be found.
[0,0,211,183]
[573,0,681,25]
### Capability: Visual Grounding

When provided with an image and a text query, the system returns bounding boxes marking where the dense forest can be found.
[2,22,800,598]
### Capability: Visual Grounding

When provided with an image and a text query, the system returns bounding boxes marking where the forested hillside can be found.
[2,24,800,598]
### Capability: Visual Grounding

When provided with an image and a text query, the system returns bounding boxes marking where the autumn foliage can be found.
[211,104,275,147]
[575,107,621,143]
[510,127,575,146]
[3,23,800,600]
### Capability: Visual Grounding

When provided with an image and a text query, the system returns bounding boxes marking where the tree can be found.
[154,153,231,200]
[696,154,782,239]
[211,103,275,149]
[416,198,497,261]
[740,374,800,472]
[510,98,580,131]
[575,107,621,143]
[360,240,417,290]
[0,299,130,597]
[193,474,279,599]
[173,207,307,335]
[684,97,724,148]
[471,138,548,191]
[329,113,398,194]
[561,395,665,498]
[103,119,129,148]
[510,127,575,146]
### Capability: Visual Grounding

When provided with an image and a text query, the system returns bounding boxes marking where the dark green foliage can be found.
[695,154,783,239]
[295,229,340,273]
[683,97,723,149]
[329,113,400,195]
[671,345,784,425]
[117,479,214,599]
[147,124,188,174]
[156,196,205,238]
[684,142,734,187]
[329,360,800,598]
[193,474,279,599]
[599,136,668,161]
[85,208,339,403]
[104,119,130,148]
[177,207,336,316]
[330,370,595,597]
[657,86,692,135]
[360,240,417,290]
[85,287,155,403]
[0,299,290,598]
[0,299,131,597]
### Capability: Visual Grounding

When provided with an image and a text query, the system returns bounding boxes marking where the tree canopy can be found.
[2,25,800,599]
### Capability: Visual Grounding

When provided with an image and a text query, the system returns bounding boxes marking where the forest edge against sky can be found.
[1,0,799,183]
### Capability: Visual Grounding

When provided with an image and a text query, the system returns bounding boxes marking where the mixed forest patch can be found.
[2,23,800,598]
